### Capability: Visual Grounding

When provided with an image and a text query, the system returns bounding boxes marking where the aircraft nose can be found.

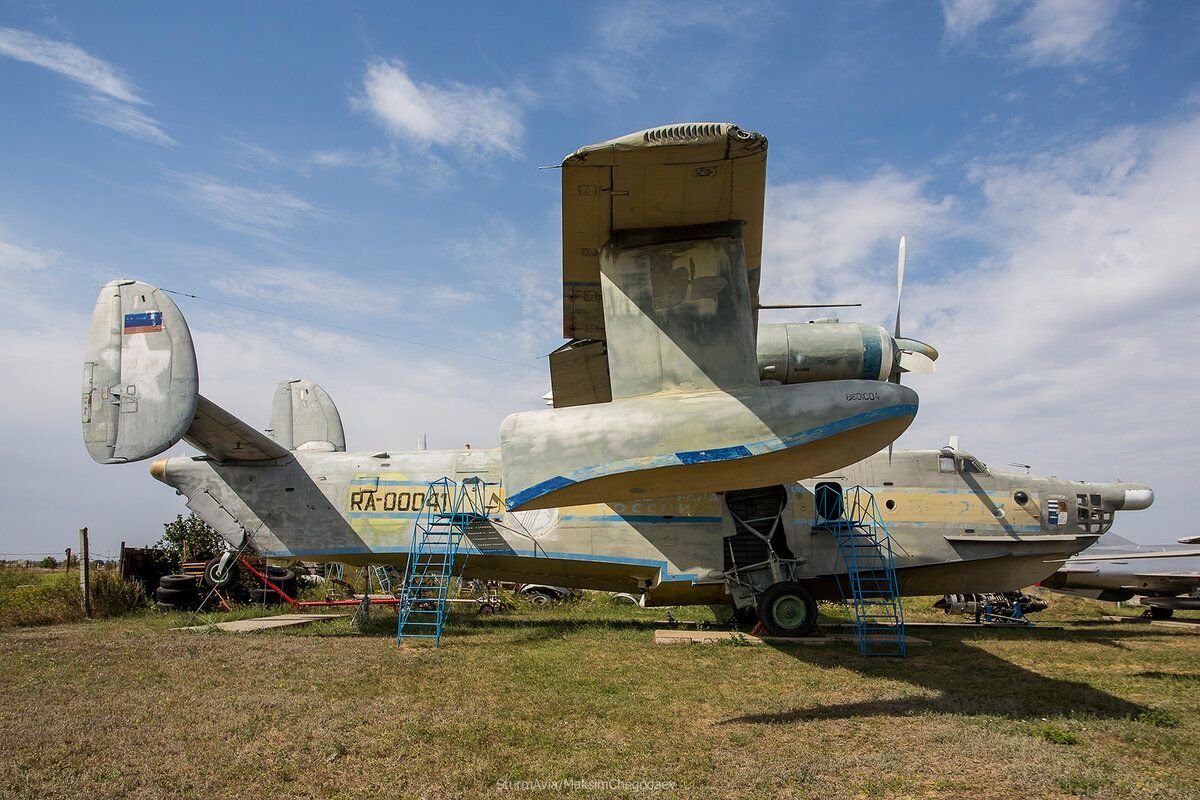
[1122,486,1154,511]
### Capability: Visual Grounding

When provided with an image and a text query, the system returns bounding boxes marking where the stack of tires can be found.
[252,566,297,605]
[155,574,200,611]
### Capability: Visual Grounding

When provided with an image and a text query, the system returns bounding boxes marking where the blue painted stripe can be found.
[861,327,883,380]
[505,402,918,510]
[559,514,724,525]
[506,475,576,510]
[676,444,752,464]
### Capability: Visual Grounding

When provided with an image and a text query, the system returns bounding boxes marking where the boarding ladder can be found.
[826,485,906,656]
[396,477,489,647]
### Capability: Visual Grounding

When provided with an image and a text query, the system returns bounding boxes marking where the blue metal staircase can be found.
[396,477,489,647]
[826,485,906,657]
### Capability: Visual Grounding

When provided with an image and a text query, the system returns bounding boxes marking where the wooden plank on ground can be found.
[654,629,930,646]
[175,613,348,633]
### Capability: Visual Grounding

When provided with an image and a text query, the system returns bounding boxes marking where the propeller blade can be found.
[898,351,936,374]
[895,236,905,339]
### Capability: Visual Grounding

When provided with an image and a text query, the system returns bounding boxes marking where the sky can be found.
[0,0,1197,558]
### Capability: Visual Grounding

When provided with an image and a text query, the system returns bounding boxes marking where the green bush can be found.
[89,570,147,617]
[0,571,82,626]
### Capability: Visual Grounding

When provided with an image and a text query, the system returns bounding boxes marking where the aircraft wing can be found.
[551,123,768,407]
[1063,548,1200,562]
[184,396,292,462]
[1179,535,1200,544]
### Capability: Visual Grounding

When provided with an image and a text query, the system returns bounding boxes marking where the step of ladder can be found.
[396,477,492,648]
[829,486,906,657]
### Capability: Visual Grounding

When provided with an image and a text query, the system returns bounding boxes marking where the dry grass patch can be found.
[0,598,1197,799]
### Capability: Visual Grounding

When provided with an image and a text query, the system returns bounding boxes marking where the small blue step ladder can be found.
[396,477,488,647]
[826,485,906,656]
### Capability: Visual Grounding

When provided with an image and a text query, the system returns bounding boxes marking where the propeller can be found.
[888,236,938,463]
[890,235,938,383]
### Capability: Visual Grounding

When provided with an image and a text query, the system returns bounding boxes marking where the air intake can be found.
[642,122,730,144]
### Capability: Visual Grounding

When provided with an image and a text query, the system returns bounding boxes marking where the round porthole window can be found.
[1014,491,1029,505]
[885,499,896,511]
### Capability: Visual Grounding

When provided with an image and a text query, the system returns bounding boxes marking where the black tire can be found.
[203,556,239,589]
[756,582,818,638]
[159,574,198,591]
[731,605,758,625]
[1149,606,1175,620]
[155,601,179,612]
[265,567,294,582]
[525,590,555,607]
[155,587,197,605]
[251,588,288,605]
[478,603,495,615]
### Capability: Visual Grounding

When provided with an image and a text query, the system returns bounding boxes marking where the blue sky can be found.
[0,0,1197,557]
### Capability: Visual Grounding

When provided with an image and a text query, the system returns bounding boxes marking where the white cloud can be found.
[170,173,325,240]
[0,235,56,272]
[77,94,175,147]
[557,0,766,103]
[0,26,144,103]
[355,59,526,158]
[941,0,1128,67]
[209,265,389,313]
[0,26,174,146]
[761,111,1200,543]
[1013,0,1124,66]
[762,170,957,311]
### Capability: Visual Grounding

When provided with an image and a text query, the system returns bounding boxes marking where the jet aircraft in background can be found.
[1042,533,1197,619]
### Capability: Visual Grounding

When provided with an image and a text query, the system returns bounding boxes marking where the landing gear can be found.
[203,554,239,588]
[756,581,818,637]
[1144,606,1175,620]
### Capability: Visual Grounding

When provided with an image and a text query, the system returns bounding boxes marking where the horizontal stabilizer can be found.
[185,396,291,462]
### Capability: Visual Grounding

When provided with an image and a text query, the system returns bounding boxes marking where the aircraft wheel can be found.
[203,556,238,588]
[1149,607,1174,620]
[756,582,817,638]
[526,591,555,607]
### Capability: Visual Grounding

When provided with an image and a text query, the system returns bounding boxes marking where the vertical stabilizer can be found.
[81,280,198,464]
[268,379,346,452]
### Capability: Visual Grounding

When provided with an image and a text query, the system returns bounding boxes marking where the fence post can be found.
[79,528,91,618]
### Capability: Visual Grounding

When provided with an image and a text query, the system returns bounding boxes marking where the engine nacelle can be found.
[758,321,896,383]
[758,321,937,385]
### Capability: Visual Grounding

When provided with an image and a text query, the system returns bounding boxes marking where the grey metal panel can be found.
[81,280,198,464]
[268,379,346,452]
[184,395,292,462]
[561,123,767,341]
[601,228,758,398]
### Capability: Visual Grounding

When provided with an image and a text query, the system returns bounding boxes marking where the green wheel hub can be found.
[770,593,810,630]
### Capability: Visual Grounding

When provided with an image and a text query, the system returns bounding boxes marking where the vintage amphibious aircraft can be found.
[81,123,1152,635]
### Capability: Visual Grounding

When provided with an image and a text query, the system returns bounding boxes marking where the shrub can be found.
[89,570,147,617]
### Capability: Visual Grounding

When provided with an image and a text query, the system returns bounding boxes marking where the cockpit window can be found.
[939,456,955,474]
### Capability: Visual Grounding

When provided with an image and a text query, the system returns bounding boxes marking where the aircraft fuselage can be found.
[152,447,1150,606]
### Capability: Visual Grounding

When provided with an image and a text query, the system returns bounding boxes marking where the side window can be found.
[815,482,844,522]
[939,456,956,474]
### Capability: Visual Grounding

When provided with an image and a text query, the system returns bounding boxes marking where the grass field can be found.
[0,594,1198,799]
